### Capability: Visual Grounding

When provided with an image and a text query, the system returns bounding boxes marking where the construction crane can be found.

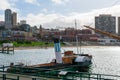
[84,25,120,40]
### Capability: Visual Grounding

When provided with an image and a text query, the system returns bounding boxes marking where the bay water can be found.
[0,46,120,75]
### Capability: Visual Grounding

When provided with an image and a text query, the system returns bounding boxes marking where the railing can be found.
[59,71,120,80]
[0,72,60,80]
[0,71,120,80]
[0,66,120,80]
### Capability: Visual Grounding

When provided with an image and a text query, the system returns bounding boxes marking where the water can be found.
[0,46,120,75]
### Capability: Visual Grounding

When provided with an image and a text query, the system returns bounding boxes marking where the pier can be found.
[0,43,14,54]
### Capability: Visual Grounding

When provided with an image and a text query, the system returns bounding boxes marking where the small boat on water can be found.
[7,38,92,73]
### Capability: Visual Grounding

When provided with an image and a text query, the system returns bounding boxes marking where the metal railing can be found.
[0,71,120,80]
[0,66,120,80]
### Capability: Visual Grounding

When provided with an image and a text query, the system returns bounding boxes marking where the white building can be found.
[98,37,120,45]
[95,14,116,38]
[20,20,26,25]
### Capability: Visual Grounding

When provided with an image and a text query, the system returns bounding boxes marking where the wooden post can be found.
[7,47,9,54]
[2,47,4,53]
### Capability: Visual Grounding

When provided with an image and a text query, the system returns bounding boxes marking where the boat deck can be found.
[29,62,56,67]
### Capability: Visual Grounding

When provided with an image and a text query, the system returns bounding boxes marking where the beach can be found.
[14,45,119,50]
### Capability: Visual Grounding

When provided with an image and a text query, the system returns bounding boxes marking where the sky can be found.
[0,0,120,29]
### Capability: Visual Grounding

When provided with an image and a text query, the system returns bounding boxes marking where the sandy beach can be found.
[14,45,119,50]
[14,46,49,50]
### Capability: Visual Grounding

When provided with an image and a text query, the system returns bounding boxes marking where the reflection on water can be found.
[0,46,120,75]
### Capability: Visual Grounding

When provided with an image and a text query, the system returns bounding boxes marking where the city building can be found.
[118,17,120,36]
[0,21,5,26]
[50,28,98,42]
[19,24,31,32]
[95,14,116,38]
[97,37,120,45]
[5,9,12,29]
[20,20,26,25]
[0,21,5,30]
[31,26,39,37]
[12,12,17,27]
[5,9,17,29]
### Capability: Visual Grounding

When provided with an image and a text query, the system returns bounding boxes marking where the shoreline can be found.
[14,45,120,50]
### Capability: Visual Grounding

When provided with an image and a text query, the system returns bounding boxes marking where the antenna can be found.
[75,19,79,54]
[75,19,77,29]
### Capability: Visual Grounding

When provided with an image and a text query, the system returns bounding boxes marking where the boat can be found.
[51,38,92,68]
[7,38,92,74]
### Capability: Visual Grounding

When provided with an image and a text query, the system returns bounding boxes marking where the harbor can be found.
[1,0,120,79]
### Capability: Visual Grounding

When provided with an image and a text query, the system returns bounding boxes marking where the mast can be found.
[75,19,79,54]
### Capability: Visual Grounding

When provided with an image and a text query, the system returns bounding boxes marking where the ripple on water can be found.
[0,46,120,75]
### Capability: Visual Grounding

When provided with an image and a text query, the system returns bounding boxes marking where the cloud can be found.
[0,0,12,10]
[52,0,70,5]
[25,0,40,6]
[1,1,118,29]
[24,12,93,28]
[41,8,48,13]
[26,13,63,25]
[0,0,19,11]
[23,5,120,29]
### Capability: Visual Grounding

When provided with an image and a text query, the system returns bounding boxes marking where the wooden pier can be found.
[0,43,14,54]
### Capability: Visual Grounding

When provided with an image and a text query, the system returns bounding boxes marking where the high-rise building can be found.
[95,14,116,38]
[118,17,120,36]
[5,9,12,28]
[12,12,17,26]
[5,9,17,29]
